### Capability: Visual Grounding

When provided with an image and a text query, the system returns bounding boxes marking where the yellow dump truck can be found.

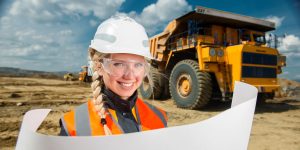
[139,6,286,109]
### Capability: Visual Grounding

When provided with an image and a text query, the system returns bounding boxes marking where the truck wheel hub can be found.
[177,74,192,97]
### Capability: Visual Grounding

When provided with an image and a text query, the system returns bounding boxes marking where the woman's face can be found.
[98,53,147,100]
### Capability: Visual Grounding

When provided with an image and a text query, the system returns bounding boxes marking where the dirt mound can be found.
[0,67,79,80]
[9,93,22,98]
[277,78,300,98]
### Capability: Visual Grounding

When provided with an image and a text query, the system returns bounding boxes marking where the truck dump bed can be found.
[176,6,275,32]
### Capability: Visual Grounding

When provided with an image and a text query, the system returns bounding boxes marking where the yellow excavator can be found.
[63,73,75,81]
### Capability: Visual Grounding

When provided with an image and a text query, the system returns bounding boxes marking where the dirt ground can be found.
[0,77,299,150]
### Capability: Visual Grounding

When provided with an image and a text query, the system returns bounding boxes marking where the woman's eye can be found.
[113,62,125,67]
[135,63,144,68]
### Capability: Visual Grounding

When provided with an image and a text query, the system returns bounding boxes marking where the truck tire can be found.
[257,93,267,105]
[161,72,171,99]
[170,59,212,109]
[139,67,163,99]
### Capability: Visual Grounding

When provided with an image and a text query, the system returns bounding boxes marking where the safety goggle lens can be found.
[101,58,149,77]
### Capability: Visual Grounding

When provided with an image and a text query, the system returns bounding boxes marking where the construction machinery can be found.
[63,73,75,81]
[139,6,286,109]
[79,65,92,82]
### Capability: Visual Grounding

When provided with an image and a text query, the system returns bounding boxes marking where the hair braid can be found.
[90,49,112,135]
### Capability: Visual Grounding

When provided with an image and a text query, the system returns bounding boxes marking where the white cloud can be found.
[1,0,192,71]
[277,34,300,80]
[278,34,300,56]
[264,15,300,68]
[0,0,126,71]
[59,30,73,36]
[9,0,125,22]
[52,0,125,19]
[89,19,98,27]
[9,0,62,23]
[130,0,192,35]
[264,16,285,28]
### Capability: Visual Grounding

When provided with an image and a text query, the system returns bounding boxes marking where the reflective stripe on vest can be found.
[60,117,70,136]
[75,103,91,136]
[107,109,125,133]
[135,98,167,130]
[61,98,167,136]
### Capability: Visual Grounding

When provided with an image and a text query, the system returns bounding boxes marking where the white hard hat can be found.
[89,15,153,59]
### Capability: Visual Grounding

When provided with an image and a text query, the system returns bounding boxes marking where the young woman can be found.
[59,15,167,136]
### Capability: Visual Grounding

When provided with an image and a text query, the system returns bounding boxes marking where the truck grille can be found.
[242,66,276,78]
[242,52,277,66]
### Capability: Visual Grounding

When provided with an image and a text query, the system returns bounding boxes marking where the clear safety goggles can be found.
[101,58,150,77]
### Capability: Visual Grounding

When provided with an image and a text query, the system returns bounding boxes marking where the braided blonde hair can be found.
[89,48,112,135]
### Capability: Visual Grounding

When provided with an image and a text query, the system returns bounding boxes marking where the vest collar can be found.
[102,87,137,113]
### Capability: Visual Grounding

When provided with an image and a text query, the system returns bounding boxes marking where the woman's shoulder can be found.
[136,98,167,117]
[136,97,168,128]
[136,97,163,108]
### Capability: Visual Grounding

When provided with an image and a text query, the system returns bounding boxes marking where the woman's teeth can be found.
[120,82,133,87]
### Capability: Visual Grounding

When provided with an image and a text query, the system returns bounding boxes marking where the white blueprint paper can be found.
[15,81,258,150]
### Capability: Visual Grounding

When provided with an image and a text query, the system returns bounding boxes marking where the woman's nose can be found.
[123,65,135,79]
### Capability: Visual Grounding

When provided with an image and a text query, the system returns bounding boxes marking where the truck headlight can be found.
[217,50,224,57]
[209,48,216,56]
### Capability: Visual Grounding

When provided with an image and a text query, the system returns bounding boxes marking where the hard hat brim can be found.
[89,40,154,60]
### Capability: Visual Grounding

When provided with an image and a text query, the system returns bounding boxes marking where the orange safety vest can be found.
[60,98,167,136]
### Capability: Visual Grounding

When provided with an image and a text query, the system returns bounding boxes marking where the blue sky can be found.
[0,0,299,81]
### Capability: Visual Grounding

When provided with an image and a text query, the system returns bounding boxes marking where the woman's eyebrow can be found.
[111,59,145,63]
